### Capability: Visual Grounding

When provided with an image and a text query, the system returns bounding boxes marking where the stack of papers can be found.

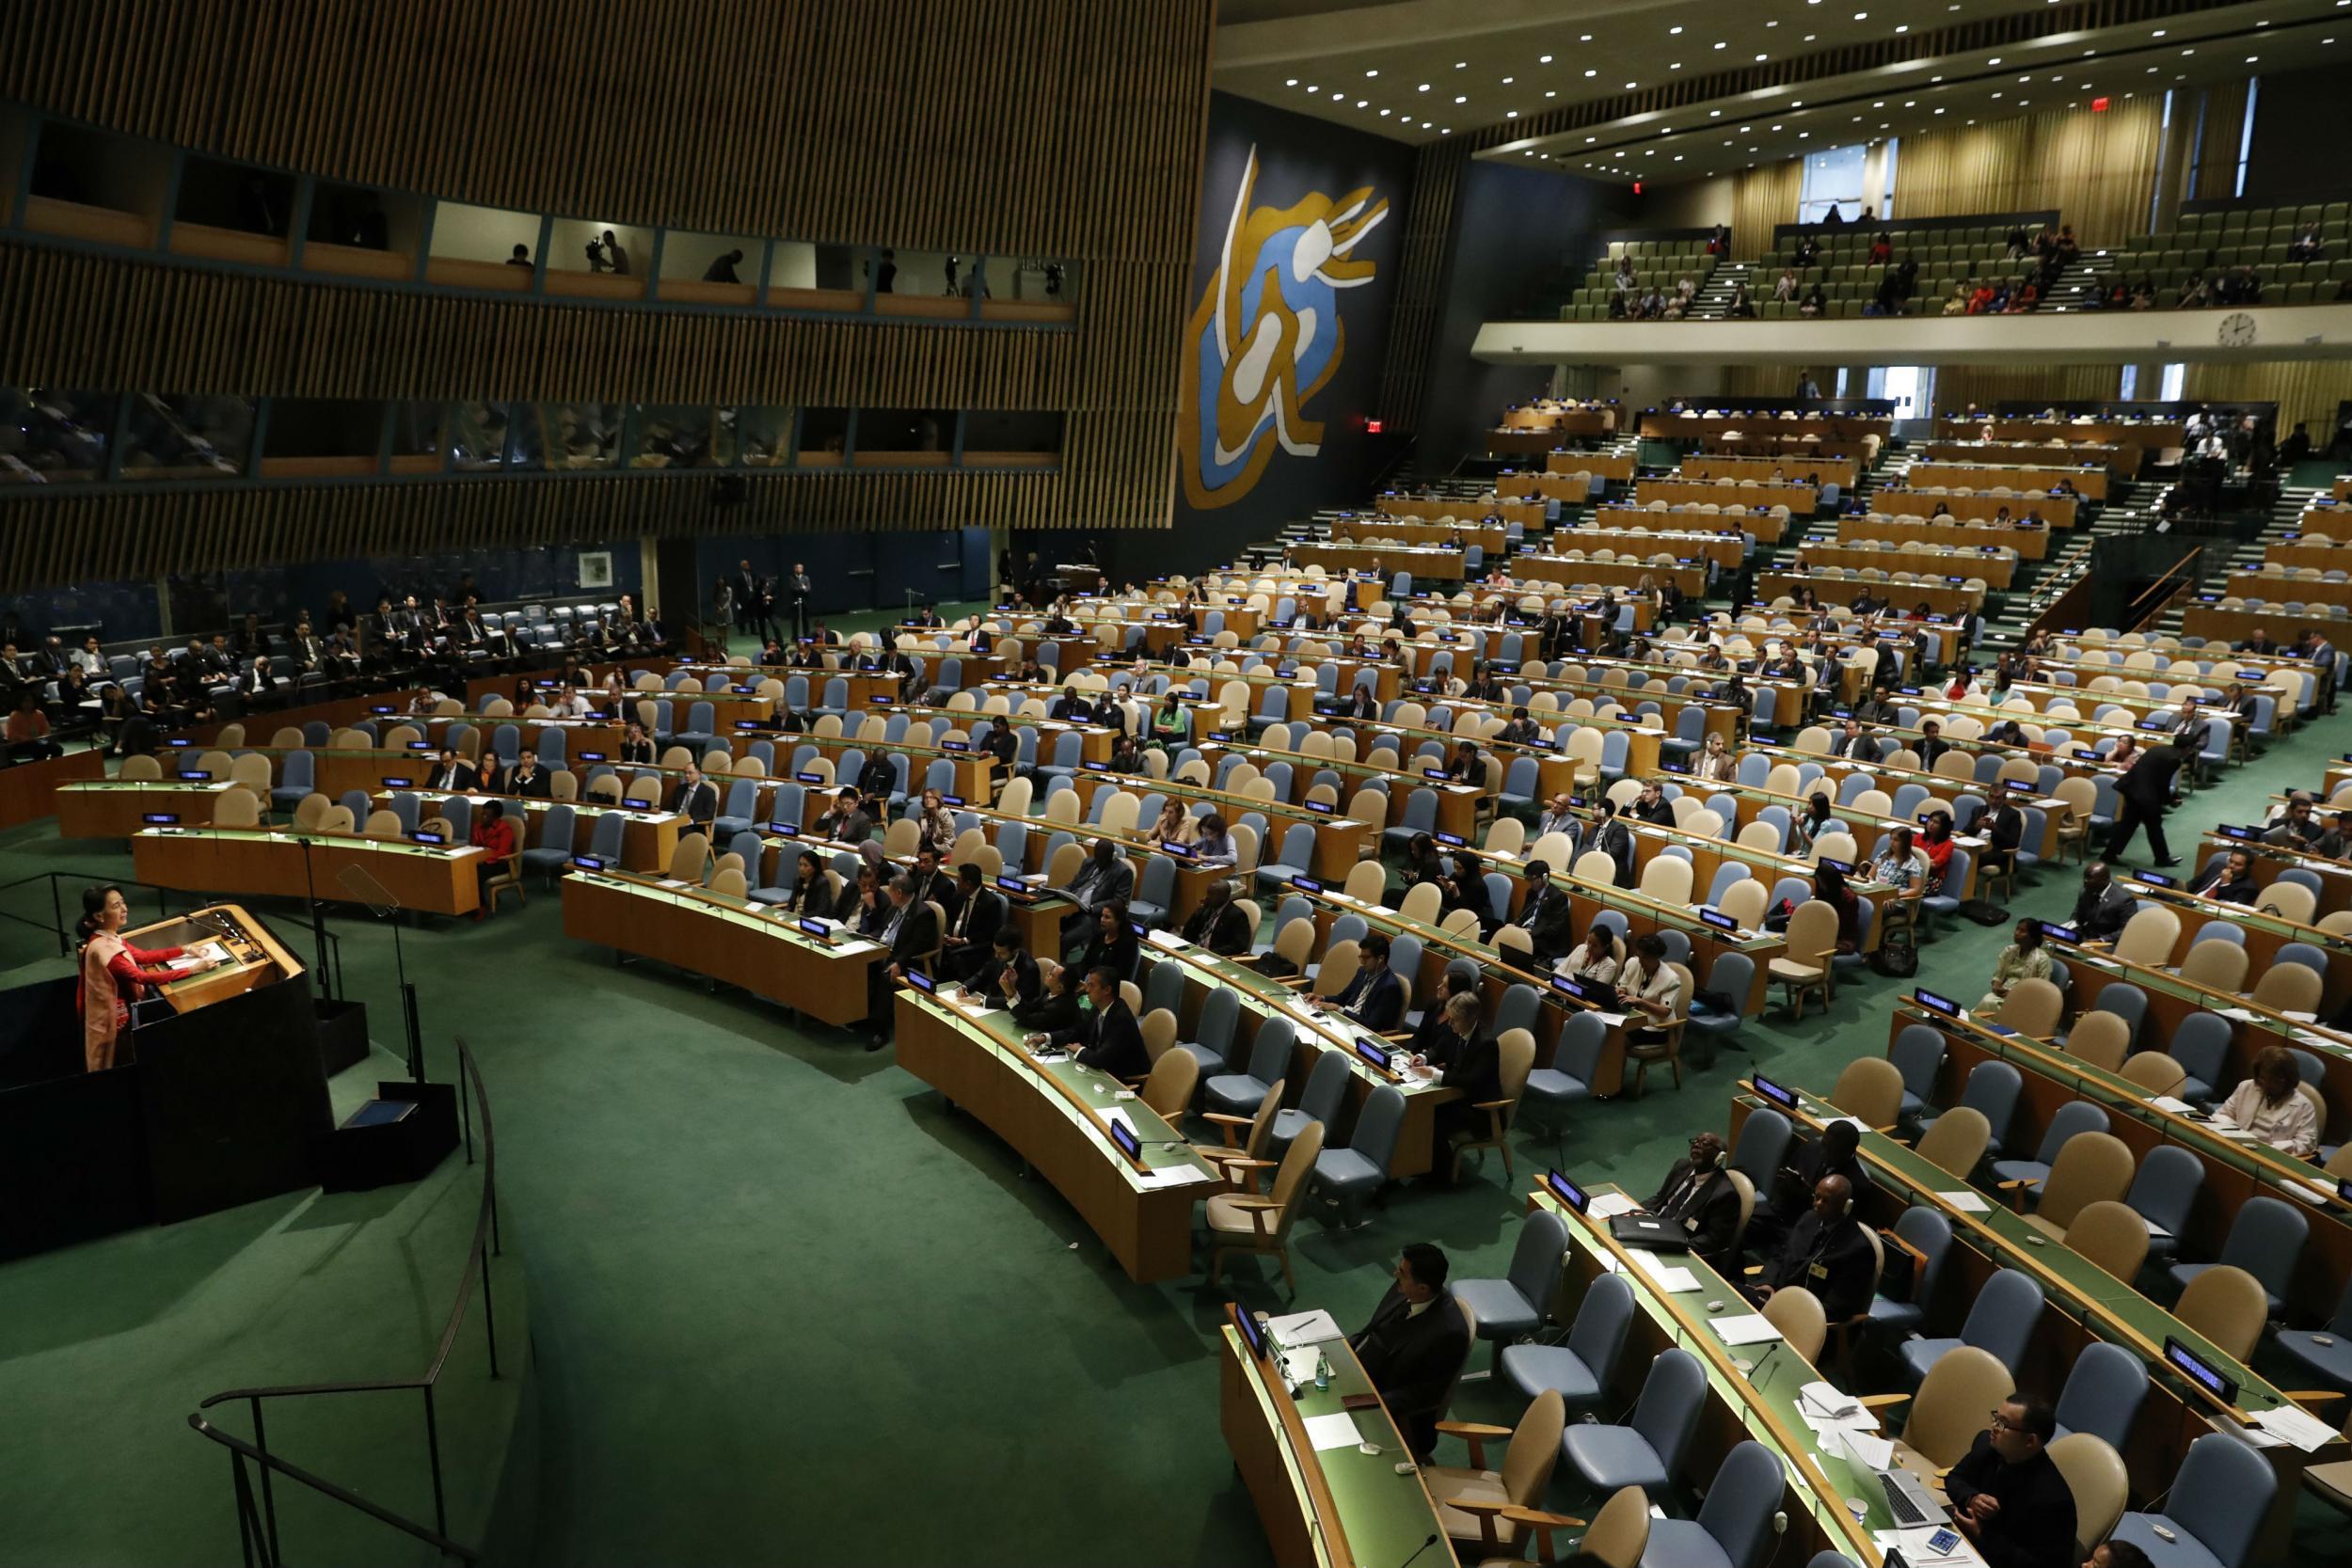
[1629,1252,1701,1292]
[2249,1403,2339,1452]
[1586,1192,1643,1221]
[1138,1164,1213,1187]
[1302,1412,1364,1451]
[1266,1308,1345,1346]
[1938,1190,1991,1212]
[2150,1095,2195,1115]
[1711,1314,1783,1347]
[1839,1429,1896,1471]
[1145,930,1190,952]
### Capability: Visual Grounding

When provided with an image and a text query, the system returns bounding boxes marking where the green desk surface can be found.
[61,779,231,794]
[137,826,483,861]
[1741,1087,2296,1424]
[1534,1185,1887,1561]
[571,870,887,958]
[904,992,1216,1188]
[1223,1325,1454,1568]
[1140,931,1454,1099]
[2050,937,2352,1081]
[1896,1001,2348,1224]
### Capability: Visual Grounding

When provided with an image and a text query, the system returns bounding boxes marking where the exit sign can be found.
[2091,97,2110,112]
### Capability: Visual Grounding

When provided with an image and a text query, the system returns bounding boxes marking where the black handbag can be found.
[1868,931,1917,977]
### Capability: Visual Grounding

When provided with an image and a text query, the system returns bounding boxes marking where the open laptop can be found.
[1878,1465,1947,1529]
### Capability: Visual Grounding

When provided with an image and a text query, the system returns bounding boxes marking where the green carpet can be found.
[4,597,2351,1565]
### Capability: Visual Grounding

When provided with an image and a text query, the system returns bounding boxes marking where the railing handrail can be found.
[184,1415,477,1562]
[187,1037,499,1560]
[199,1039,496,1407]
[2122,546,2205,634]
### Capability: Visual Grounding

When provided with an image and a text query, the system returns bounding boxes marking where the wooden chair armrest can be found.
[1219,1156,1276,1174]
[1857,1392,1913,1409]
[1502,1507,1587,1529]
[1448,1499,1518,1517]
[1201,1111,1255,1127]
[1119,1075,1148,1088]
[2287,1389,2347,1404]
[1742,1264,1764,1276]
[1275,974,1313,989]
[1435,1419,1514,1437]
[1473,1097,1518,1112]
[1224,1195,1283,1232]
[1380,1030,1417,1042]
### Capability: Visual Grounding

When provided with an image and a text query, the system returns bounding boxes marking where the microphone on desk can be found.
[1394,1532,1440,1568]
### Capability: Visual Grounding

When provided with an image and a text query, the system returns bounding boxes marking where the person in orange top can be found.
[469,800,517,921]
[78,883,216,1071]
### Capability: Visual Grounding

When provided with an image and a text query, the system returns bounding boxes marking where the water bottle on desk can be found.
[1313,1352,1331,1393]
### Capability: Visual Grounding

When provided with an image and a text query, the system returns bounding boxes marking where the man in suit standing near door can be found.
[735,560,771,646]
[786,562,813,641]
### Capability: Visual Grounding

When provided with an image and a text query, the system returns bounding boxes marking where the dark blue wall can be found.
[689,529,991,624]
[1111,90,1415,585]
[1417,161,1626,466]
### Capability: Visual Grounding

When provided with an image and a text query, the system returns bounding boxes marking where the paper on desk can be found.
[1875,1527,1983,1566]
[1839,1428,1896,1471]
[1711,1314,1783,1346]
[1589,1011,1629,1028]
[1629,1251,1702,1292]
[1800,1381,1874,1428]
[1267,1308,1346,1347]
[659,878,690,889]
[2288,1180,2337,1207]
[1302,1412,1365,1452]
[1938,1189,1991,1212]
[2250,1403,2339,1452]
[1586,1192,1643,1221]
[1146,929,1190,952]
[2284,1009,2320,1023]
[2150,1095,2195,1115]
[1138,1164,1214,1187]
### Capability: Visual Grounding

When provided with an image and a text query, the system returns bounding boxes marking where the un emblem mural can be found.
[1179,148,1388,510]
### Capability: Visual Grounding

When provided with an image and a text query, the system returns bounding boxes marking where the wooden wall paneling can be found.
[2183,361,2352,436]
[1931,363,2125,411]
[1375,140,1463,436]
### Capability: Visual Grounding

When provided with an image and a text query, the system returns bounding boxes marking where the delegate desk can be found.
[1545,450,1637,482]
[1640,413,1894,442]
[1530,1183,1885,1567]
[2181,602,2349,647]
[1592,504,1789,546]
[1142,932,1461,1178]
[1064,772,1371,881]
[2295,502,2352,543]
[2264,538,2352,573]
[2229,572,2352,612]
[1373,497,1544,531]
[561,866,885,1026]
[133,824,486,916]
[1907,463,2109,502]
[1336,517,1509,554]
[1190,738,1488,842]
[1494,470,1599,503]
[896,989,1216,1283]
[1288,545,1468,584]
[1800,545,2019,591]
[1291,886,1635,1087]
[1933,419,2183,469]
[1892,999,2352,1321]
[377,790,686,874]
[1513,554,1708,600]
[58,778,248,838]
[1836,515,2051,561]
[1546,527,1745,572]
[1634,479,1817,515]
[1699,435,1880,462]
[1681,454,1859,487]
[1731,1081,2339,1528]
[1759,574,1985,619]
[1919,439,2120,475]
[1220,1316,1458,1568]
[1870,489,2078,528]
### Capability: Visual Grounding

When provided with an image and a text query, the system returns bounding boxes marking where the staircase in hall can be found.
[2034,254,2108,312]
[2146,481,2325,637]
[1689,262,1751,320]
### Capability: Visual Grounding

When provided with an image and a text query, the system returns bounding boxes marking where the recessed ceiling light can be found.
[1756,53,1768,60]
[1418,83,1429,91]
[1933,106,1945,114]
[1713,40,1725,48]
[1505,109,1518,118]
[1873,100,1884,107]
[1364,68,1377,77]
[1710,108,1722,117]
[1585,135,1597,142]
[1580,33,1592,41]
[1988,56,2001,64]
[1992,90,2002,98]
[1798,131,1810,138]
[1670,61,1682,70]
[2247,55,2259,62]
[1538,53,1552,63]
[1454,94,1467,103]
[1284,77,1297,86]
[1896,23,1908,31]
[1585,68,1597,76]
[1305,84,1317,92]
[1669,24,1682,33]
[1355,99,1368,107]
[1502,75,1513,83]
[1853,9,1867,17]
[1454,60,1466,68]
[1625,80,1637,88]
[1379,108,1391,116]
[2152,27,2165,34]
[1544,90,1556,98]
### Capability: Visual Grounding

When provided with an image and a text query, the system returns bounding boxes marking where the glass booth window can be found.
[120,395,251,479]
[389,402,444,475]
[449,402,513,470]
[629,406,731,469]
[521,404,622,471]
[1,388,113,482]
[855,408,953,465]
[1797,144,1868,225]
[739,407,793,467]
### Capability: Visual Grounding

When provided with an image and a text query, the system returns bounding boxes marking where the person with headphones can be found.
[1750,1174,1876,1322]
[1644,1132,1743,1275]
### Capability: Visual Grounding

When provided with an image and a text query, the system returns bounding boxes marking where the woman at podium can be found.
[78,885,216,1072]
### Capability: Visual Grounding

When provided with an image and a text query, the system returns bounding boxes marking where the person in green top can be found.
[1976,917,2053,1019]
[1149,690,1188,750]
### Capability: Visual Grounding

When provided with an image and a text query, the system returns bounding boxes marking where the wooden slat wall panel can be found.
[2187,81,2251,205]
[1929,364,2126,411]
[0,434,1173,588]
[0,0,1219,586]
[1375,141,1463,435]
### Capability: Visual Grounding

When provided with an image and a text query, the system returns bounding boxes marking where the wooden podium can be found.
[0,904,333,1257]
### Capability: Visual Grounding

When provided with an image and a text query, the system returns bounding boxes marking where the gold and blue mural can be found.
[1178,148,1389,511]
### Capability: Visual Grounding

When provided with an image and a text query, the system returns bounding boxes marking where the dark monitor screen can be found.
[1913,989,1961,1019]
[2162,1337,2238,1406]
[572,855,605,872]
[903,969,936,993]
[1291,876,1323,894]
[1752,1073,1799,1111]
[1107,1118,1142,1160]
[798,918,831,939]
[1545,1170,1590,1212]
[140,812,180,826]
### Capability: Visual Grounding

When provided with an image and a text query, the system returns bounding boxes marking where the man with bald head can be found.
[2069,863,2134,943]
[1752,1173,1878,1321]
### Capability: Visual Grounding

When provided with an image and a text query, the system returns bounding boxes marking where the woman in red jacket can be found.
[79,883,215,1071]
[470,799,518,920]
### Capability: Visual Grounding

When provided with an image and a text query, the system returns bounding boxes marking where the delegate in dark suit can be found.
[1760,1209,1877,1322]
[674,777,719,831]
[2103,742,2183,864]
[1348,1283,1470,1460]
[1180,898,1253,957]
[1053,997,1150,1080]
[939,886,1005,981]
[1645,1157,1743,1274]
[1329,966,1405,1032]
[1520,881,1575,966]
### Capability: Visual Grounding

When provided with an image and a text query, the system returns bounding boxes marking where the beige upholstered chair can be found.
[2048,1433,2128,1558]
[1450,1028,1536,1182]
[1205,1121,1324,1292]
[2017,1132,2134,1239]
[1135,1035,1198,1117]
[1915,1107,1989,1180]
[1769,899,1837,1019]
[1880,1346,2013,1473]
[1761,1285,1827,1361]
[2174,1265,2268,1361]
[1829,1056,1904,1130]
[2064,1200,2150,1284]
[1424,1389,1567,1557]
